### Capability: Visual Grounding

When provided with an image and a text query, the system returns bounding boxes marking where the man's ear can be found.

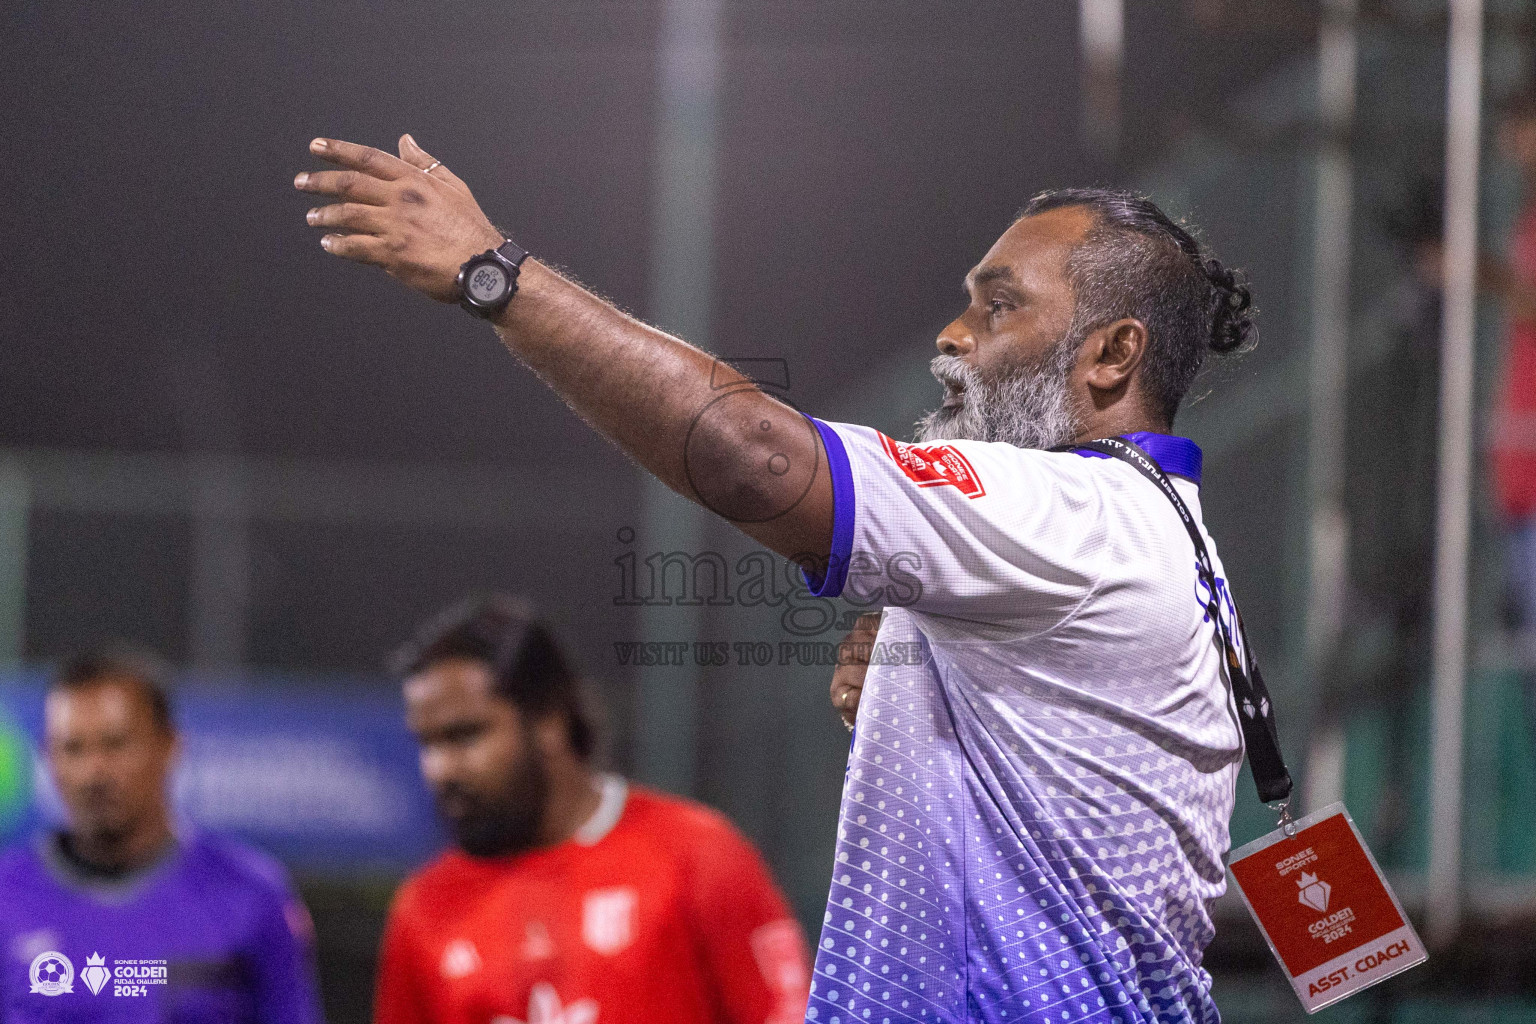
[1082,318,1148,394]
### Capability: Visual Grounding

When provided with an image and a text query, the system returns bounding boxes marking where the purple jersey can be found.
[0,830,323,1023]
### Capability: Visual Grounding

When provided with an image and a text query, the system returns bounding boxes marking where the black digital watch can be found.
[456,239,530,319]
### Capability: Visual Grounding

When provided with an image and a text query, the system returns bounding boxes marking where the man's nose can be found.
[420,747,456,789]
[78,751,116,784]
[936,318,974,357]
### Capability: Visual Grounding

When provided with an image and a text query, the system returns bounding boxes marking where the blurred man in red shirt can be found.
[1491,92,1536,652]
[375,595,809,1024]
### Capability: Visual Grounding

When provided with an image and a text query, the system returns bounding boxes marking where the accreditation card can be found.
[1225,802,1426,1013]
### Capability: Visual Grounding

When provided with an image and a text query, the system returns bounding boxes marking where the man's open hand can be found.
[296,135,504,303]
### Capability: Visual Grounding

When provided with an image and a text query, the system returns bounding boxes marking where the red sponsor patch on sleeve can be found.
[878,434,986,498]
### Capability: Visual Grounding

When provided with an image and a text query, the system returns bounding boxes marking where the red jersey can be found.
[374,778,810,1024]
[1493,204,1536,520]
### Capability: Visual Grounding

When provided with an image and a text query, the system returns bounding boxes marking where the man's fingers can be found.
[306,202,383,233]
[294,169,392,205]
[398,134,471,191]
[318,232,386,265]
[831,672,862,729]
[831,674,860,711]
[309,137,411,181]
[837,637,872,668]
[830,655,866,701]
[830,610,882,727]
[838,612,882,666]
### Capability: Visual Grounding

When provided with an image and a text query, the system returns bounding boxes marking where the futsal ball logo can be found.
[29,950,73,995]
[82,952,111,995]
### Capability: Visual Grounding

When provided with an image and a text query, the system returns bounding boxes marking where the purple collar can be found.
[1070,431,1203,485]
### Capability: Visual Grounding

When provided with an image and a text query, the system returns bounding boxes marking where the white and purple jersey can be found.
[803,421,1244,1024]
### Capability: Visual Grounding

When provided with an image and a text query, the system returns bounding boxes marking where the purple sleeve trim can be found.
[802,417,856,597]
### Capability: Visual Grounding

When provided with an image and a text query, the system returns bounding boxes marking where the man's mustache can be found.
[433,782,481,821]
[929,355,975,391]
[75,782,120,805]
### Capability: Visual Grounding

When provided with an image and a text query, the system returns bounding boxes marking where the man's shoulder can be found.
[618,786,752,855]
[0,838,43,891]
[0,837,38,870]
[181,831,295,903]
[825,421,1072,465]
[391,850,478,913]
[615,789,788,913]
[624,786,726,831]
[825,421,1105,495]
[0,839,57,921]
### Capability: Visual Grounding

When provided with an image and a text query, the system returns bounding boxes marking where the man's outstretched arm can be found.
[295,134,833,564]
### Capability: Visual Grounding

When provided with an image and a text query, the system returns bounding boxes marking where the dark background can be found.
[0,0,1308,720]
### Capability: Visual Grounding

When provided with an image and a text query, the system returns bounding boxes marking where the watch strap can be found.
[495,238,529,269]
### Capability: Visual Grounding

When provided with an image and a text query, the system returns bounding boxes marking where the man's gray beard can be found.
[914,337,1083,449]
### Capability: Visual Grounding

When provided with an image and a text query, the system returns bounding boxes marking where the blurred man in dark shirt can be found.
[0,652,323,1023]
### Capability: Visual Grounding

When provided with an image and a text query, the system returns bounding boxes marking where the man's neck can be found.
[537,761,604,848]
[63,815,175,878]
[1072,407,1170,444]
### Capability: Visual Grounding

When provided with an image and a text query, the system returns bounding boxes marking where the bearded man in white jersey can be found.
[296,134,1278,1023]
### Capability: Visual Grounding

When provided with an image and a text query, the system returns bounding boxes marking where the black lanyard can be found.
[1064,436,1293,805]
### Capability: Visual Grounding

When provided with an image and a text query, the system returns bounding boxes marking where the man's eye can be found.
[988,299,1008,316]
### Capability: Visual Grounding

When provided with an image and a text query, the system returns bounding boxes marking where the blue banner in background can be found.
[0,673,443,874]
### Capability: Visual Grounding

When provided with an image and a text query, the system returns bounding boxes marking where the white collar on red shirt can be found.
[573,773,628,846]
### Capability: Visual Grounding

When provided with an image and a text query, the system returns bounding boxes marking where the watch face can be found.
[465,261,510,305]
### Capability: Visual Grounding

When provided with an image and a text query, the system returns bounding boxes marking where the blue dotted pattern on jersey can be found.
[806,630,1221,1024]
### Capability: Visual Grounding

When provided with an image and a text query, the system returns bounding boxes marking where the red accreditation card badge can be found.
[1226,802,1426,1013]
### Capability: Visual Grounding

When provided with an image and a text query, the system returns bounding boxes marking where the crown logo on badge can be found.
[82,952,111,995]
[1297,871,1332,913]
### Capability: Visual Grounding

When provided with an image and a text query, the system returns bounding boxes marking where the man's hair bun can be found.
[1204,257,1254,354]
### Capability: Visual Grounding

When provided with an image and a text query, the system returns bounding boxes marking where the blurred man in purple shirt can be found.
[0,652,324,1023]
